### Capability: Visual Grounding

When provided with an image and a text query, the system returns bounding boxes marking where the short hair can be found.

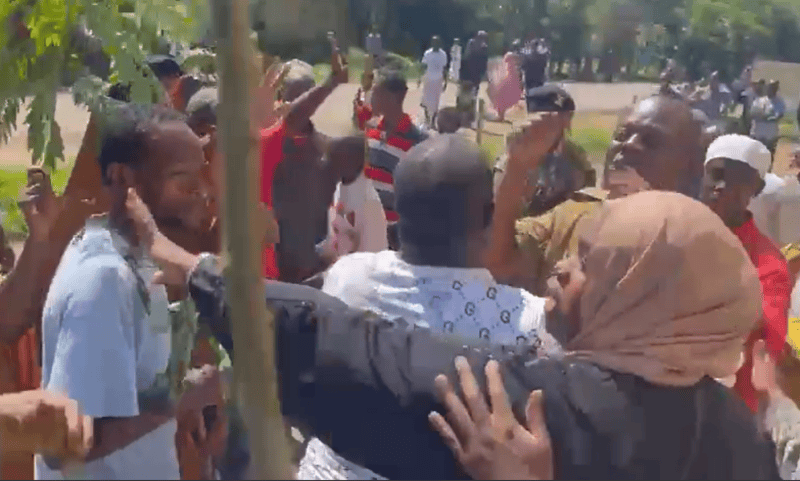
[97,103,185,184]
[186,87,218,127]
[147,54,183,80]
[376,70,408,96]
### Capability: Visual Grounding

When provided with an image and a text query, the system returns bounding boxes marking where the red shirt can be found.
[732,215,790,412]
[355,105,428,222]
[259,122,286,279]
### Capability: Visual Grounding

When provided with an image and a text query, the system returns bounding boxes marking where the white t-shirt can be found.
[422,48,448,80]
[35,217,179,480]
[322,173,388,257]
[322,250,558,349]
[750,174,800,246]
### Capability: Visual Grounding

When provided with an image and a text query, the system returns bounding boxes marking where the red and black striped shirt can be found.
[356,105,428,222]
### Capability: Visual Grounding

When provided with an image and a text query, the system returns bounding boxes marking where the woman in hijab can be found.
[431,190,778,479]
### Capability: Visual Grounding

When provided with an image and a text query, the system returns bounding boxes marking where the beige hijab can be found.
[566,191,762,387]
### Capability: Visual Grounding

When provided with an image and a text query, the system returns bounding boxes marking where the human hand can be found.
[179,365,223,418]
[429,357,554,480]
[252,61,290,131]
[0,390,93,461]
[18,168,61,242]
[507,113,569,174]
[123,188,198,286]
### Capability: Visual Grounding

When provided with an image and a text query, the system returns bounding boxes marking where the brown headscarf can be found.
[566,191,762,387]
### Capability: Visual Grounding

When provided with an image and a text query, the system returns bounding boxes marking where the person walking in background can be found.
[690,71,732,129]
[419,36,448,128]
[365,25,383,69]
[751,80,785,167]
[463,31,489,92]
[487,42,522,122]
[449,38,462,85]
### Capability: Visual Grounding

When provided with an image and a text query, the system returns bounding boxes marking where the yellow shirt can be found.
[514,188,606,296]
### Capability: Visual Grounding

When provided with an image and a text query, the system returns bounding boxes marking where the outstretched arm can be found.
[283,44,348,135]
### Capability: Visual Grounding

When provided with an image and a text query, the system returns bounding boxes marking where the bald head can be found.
[395,135,493,259]
[605,94,705,199]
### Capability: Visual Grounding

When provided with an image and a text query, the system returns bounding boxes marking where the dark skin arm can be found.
[283,42,348,136]
[86,413,174,462]
[484,116,564,281]
[0,169,97,344]
[84,365,220,463]
[0,236,50,343]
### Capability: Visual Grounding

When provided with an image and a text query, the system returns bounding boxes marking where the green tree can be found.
[0,0,208,170]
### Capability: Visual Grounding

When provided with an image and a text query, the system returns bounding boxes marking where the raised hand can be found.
[251,61,290,131]
[506,113,569,174]
[429,357,554,480]
[18,168,61,242]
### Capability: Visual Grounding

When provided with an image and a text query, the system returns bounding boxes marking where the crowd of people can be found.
[3,29,800,481]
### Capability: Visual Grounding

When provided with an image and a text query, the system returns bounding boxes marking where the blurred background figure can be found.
[449,38,461,86]
[487,42,522,123]
[419,36,448,128]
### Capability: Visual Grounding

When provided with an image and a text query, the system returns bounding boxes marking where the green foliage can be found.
[0,164,72,235]
[0,0,206,171]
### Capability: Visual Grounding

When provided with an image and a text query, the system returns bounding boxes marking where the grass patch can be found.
[0,164,73,236]
[780,117,798,142]
[570,112,617,165]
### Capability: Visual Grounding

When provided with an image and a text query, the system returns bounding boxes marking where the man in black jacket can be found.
[124,184,780,481]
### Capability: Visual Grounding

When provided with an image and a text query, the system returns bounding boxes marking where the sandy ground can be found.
[0,81,657,168]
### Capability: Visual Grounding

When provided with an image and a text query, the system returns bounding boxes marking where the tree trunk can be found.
[210,0,293,478]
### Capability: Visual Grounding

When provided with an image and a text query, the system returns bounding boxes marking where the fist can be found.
[0,390,93,460]
[507,113,569,172]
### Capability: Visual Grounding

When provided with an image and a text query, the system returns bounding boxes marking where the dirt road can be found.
[0,82,657,168]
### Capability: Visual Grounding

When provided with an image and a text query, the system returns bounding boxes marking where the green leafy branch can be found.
[0,0,206,171]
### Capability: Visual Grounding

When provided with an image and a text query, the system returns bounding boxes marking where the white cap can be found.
[705,134,770,179]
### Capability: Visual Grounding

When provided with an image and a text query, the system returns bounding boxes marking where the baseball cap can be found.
[705,134,770,178]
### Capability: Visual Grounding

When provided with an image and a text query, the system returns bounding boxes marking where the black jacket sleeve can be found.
[188,271,781,481]
[187,268,536,478]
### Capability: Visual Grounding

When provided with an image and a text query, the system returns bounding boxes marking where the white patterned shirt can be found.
[322,250,557,348]
[295,251,559,480]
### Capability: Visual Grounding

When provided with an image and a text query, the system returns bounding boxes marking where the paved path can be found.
[0,82,657,168]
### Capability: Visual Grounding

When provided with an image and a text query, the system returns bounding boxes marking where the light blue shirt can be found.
[35,217,179,480]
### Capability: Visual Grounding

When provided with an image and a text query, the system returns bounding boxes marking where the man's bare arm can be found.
[485,118,565,281]
[283,44,348,136]
[85,413,173,462]
[283,78,339,136]
[0,237,51,343]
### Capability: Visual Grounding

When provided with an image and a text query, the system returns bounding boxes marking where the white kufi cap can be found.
[705,134,770,179]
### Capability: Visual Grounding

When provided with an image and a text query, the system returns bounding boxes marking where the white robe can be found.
[421,48,448,115]
[449,45,462,82]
